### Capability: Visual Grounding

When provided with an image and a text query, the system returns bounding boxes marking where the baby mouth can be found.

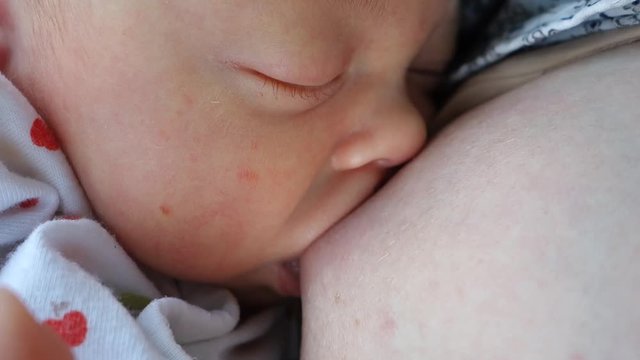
[278,259,301,297]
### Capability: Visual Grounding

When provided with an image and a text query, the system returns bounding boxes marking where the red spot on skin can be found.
[380,311,397,336]
[160,205,172,216]
[157,129,171,143]
[18,198,39,209]
[30,118,60,151]
[43,311,88,347]
[182,93,194,107]
[237,167,260,185]
[250,140,259,151]
[571,353,586,360]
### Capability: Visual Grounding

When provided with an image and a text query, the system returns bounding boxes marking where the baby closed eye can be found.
[226,60,344,113]
[253,70,343,103]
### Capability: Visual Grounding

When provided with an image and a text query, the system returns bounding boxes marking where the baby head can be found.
[2,0,457,297]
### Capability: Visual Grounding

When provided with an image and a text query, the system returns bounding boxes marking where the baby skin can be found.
[0,0,458,357]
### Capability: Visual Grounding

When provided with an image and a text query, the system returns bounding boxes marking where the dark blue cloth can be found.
[455,0,640,80]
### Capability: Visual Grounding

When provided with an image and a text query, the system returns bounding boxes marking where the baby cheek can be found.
[236,167,260,186]
[157,196,245,237]
[235,165,297,190]
[148,138,303,276]
[233,139,296,190]
[235,141,262,186]
[152,199,254,279]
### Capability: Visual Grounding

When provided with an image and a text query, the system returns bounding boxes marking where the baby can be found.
[0,0,458,358]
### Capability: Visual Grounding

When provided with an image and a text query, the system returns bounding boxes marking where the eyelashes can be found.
[226,59,346,112]
[257,68,440,102]
[251,70,341,102]
[230,59,443,111]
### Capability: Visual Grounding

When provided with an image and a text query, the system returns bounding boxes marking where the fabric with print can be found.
[455,0,640,80]
[0,73,284,360]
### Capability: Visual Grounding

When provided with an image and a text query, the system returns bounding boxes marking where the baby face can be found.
[9,0,456,294]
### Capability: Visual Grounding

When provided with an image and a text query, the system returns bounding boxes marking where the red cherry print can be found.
[18,198,39,209]
[43,311,88,347]
[30,118,60,151]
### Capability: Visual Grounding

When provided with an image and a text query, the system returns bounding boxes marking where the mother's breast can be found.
[301,41,640,359]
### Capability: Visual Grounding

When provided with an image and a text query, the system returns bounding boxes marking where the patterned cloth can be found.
[455,0,640,80]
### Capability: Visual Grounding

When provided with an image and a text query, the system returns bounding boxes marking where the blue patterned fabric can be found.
[455,0,640,80]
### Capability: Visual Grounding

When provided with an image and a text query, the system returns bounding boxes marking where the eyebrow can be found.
[328,0,388,16]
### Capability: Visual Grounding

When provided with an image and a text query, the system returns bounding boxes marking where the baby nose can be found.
[331,95,427,171]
